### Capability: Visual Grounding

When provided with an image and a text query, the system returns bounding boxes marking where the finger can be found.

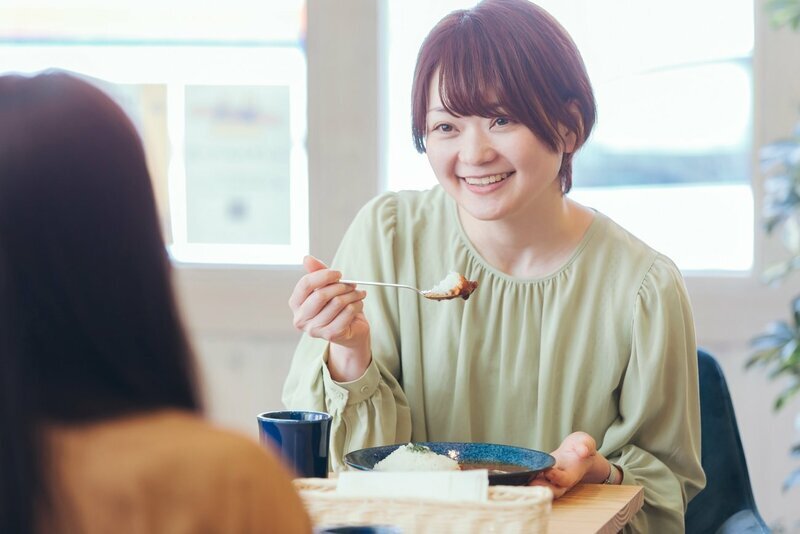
[546,453,564,471]
[301,283,361,320]
[312,290,366,328]
[309,301,364,341]
[544,469,571,487]
[292,283,359,330]
[548,476,573,496]
[530,472,553,486]
[288,268,343,310]
[311,303,365,342]
[303,255,328,273]
[574,432,596,451]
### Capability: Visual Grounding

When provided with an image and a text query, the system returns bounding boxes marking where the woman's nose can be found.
[458,129,497,166]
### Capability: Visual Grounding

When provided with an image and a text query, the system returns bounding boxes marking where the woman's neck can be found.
[458,193,595,279]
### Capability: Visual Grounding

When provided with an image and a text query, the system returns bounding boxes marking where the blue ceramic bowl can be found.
[344,442,555,486]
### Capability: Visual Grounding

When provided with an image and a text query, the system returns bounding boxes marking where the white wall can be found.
[174,0,800,528]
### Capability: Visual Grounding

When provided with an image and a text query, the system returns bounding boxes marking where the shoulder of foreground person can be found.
[47,409,312,534]
[143,410,313,533]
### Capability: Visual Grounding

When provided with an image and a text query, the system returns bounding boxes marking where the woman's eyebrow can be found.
[427,106,448,113]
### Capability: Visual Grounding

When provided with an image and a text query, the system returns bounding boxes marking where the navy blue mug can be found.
[257,410,332,478]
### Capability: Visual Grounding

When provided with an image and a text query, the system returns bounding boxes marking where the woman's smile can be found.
[459,171,515,193]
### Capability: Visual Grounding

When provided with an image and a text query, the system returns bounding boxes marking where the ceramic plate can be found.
[344,442,555,486]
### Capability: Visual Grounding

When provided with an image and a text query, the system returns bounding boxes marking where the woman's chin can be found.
[456,201,510,223]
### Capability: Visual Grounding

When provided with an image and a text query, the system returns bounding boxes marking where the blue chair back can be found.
[685,349,769,533]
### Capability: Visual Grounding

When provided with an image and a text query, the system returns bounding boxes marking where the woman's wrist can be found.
[603,462,622,485]
[328,340,371,382]
[584,454,618,484]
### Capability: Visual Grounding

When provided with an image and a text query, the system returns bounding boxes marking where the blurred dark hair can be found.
[411,0,596,193]
[0,71,199,533]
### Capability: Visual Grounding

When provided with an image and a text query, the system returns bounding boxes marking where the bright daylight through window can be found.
[0,0,308,265]
[385,0,754,272]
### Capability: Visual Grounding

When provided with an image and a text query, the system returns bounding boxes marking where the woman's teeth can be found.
[463,172,512,186]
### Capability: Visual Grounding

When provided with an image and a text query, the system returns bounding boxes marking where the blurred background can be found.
[1,0,798,528]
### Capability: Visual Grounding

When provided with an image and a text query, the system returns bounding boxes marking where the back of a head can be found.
[0,71,198,418]
[0,70,199,533]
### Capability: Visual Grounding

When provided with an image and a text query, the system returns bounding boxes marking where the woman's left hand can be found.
[530,431,603,498]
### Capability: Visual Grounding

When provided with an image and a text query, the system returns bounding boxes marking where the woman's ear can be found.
[559,101,583,153]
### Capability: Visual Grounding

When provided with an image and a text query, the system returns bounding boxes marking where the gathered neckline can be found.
[444,190,604,285]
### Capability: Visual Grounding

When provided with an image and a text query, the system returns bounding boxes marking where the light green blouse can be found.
[283,186,705,533]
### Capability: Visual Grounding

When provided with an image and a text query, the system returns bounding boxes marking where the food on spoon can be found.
[373,443,459,471]
[422,272,478,301]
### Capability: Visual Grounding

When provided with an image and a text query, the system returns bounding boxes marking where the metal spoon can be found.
[340,276,477,301]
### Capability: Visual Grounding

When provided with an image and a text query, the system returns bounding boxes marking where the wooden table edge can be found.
[548,484,644,534]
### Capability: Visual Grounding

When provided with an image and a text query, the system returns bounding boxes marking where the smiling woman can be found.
[283,2,704,533]
[387,0,755,272]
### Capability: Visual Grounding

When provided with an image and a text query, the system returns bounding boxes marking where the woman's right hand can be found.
[289,255,371,382]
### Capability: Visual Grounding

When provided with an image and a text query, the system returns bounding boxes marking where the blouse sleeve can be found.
[282,193,412,471]
[598,255,706,533]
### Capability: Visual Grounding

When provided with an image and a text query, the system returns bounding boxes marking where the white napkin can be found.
[336,470,489,502]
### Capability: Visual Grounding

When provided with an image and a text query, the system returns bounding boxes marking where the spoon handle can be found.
[339,279,421,293]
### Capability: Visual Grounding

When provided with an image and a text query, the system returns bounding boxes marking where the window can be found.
[385,0,754,272]
[0,0,308,265]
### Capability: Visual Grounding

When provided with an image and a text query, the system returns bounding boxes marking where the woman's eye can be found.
[433,123,454,133]
[493,117,512,127]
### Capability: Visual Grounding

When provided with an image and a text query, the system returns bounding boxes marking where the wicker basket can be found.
[293,478,552,534]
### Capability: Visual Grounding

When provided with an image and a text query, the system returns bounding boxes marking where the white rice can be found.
[429,272,461,294]
[373,443,460,472]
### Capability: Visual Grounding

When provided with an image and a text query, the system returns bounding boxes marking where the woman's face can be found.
[425,76,571,223]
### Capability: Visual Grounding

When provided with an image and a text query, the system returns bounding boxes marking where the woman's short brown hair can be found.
[411,0,596,193]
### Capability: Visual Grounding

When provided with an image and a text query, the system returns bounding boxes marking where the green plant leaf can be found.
[750,333,791,348]
[747,347,783,369]
[783,467,800,492]
[760,139,800,168]
[763,261,793,285]
[793,296,800,328]
[783,217,800,253]
[781,336,800,359]
[766,0,800,30]
[774,382,800,410]
[747,320,794,366]
[768,362,798,382]
[754,48,800,492]
[753,321,794,342]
